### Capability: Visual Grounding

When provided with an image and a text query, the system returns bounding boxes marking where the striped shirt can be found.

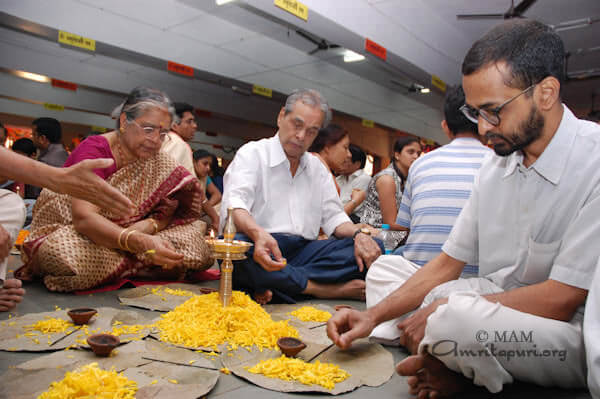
[396,137,491,276]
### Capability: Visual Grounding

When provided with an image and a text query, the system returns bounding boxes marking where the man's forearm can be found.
[0,148,61,191]
[333,221,358,238]
[367,252,464,325]
[232,208,266,242]
[482,279,587,322]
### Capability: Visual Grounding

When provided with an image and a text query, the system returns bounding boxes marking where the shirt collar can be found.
[503,104,574,184]
[270,132,309,172]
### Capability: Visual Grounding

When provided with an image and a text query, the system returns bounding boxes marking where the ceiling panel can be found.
[80,54,143,74]
[168,13,258,46]
[333,79,424,112]
[219,34,317,69]
[237,69,319,96]
[75,0,205,30]
[315,86,386,117]
[282,61,362,85]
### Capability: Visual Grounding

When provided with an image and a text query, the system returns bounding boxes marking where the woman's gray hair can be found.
[284,89,331,128]
[114,86,174,129]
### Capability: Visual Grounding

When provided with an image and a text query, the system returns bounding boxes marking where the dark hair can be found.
[32,117,62,143]
[393,136,420,156]
[444,85,478,136]
[210,154,224,177]
[349,144,366,169]
[462,19,565,92]
[193,149,212,162]
[173,102,194,123]
[308,124,347,153]
[12,138,36,156]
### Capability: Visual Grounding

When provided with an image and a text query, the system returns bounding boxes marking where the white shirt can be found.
[161,132,196,177]
[336,169,371,214]
[442,106,600,317]
[220,133,350,239]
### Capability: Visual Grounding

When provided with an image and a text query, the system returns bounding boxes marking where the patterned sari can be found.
[16,152,213,292]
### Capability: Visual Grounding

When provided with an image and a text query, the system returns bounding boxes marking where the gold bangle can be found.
[117,228,128,250]
[124,229,138,252]
[148,218,159,235]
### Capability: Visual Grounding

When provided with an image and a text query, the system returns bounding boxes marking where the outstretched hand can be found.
[57,159,135,218]
[326,308,376,349]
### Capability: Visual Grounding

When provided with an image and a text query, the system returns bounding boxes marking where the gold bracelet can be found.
[148,218,159,235]
[117,228,128,250]
[124,229,138,252]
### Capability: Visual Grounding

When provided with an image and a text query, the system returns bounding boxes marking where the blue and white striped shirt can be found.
[396,137,491,276]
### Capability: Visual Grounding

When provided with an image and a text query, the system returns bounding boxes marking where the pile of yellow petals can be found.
[156,291,298,350]
[150,286,194,301]
[37,362,137,399]
[26,317,75,334]
[289,306,332,322]
[246,355,350,390]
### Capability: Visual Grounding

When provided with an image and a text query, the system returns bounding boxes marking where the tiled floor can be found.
[0,255,592,398]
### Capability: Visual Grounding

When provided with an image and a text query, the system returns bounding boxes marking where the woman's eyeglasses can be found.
[128,119,170,142]
[459,84,536,127]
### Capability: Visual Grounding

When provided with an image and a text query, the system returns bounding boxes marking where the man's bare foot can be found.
[254,290,273,305]
[396,354,469,398]
[0,278,25,312]
[303,279,366,301]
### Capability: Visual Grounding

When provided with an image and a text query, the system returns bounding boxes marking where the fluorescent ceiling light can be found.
[15,70,50,83]
[343,50,365,63]
[420,88,430,94]
[216,0,236,5]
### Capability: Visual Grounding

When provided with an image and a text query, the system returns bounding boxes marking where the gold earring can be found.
[119,127,125,134]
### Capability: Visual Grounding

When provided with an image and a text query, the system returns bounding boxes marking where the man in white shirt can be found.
[336,145,370,223]
[220,89,382,304]
[327,19,600,397]
[162,102,197,177]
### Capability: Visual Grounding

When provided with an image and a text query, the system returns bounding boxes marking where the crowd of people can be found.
[1,17,600,398]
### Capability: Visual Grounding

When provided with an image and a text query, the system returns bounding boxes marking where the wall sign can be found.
[362,119,375,128]
[167,61,194,77]
[51,78,78,91]
[274,0,308,21]
[44,103,65,111]
[252,85,273,98]
[365,38,386,61]
[58,30,95,51]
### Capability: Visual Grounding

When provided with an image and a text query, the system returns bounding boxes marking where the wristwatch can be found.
[352,227,371,241]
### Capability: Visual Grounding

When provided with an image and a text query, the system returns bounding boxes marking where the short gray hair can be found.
[284,88,331,128]
[114,86,174,128]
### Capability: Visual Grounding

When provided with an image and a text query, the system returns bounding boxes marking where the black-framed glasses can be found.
[129,119,170,142]
[460,84,536,126]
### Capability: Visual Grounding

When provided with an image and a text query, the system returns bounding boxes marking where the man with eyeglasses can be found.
[328,19,600,397]
[161,102,198,177]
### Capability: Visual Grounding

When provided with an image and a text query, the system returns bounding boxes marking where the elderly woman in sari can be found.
[17,87,212,292]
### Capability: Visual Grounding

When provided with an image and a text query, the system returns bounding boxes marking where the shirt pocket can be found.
[518,237,562,285]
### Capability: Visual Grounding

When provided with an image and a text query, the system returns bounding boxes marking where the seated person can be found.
[220,88,383,305]
[193,149,221,233]
[209,154,224,194]
[8,138,38,225]
[16,87,213,292]
[336,145,370,223]
[308,123,351,194]
[0,189,26,311]
[357,137,421,250]
[328,19,597,398]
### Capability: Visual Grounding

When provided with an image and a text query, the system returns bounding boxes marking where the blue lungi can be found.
[232,233,384,303]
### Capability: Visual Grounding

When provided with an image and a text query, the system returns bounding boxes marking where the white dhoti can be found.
[366,255,503,344]
[0,189,26,282]
[366,255,586,393]
[366,255,420,344]
[420,282,586,393]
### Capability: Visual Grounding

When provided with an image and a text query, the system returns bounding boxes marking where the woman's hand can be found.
[130,232,184,269]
